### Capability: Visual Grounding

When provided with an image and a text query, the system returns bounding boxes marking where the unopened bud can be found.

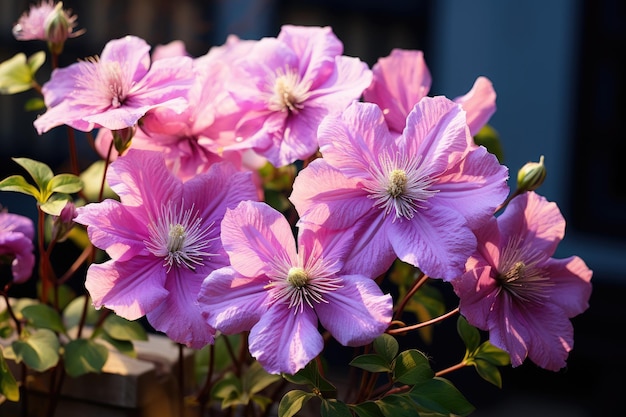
[51,201,77,242]
[44,2,71,54]
[112,126,136,154]
[517,155,546,192]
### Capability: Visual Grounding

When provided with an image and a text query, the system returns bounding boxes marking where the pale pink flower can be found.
[218,25,372,167]
[363,49,496,136]
[74,149,259,348]
[451,191,593,371]
[34,35,193,134]
[0,209,35,283]
[198,200,392,375]
[290,98,509,280]
[13,1,83,45]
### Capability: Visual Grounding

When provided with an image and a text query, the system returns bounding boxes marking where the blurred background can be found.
[1,0,624,415]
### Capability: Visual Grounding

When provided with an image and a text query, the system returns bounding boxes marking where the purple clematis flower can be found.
[34,35,193,134]
[218,25,372,167]
[198,200,392,375]
[290,97,509,280]
[451,191,593,371]
[0,209,35,284]
[74,149,259,348]
[363,48,496,136]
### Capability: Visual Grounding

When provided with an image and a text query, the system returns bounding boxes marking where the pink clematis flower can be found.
[363,49,496,136]
[34,35,193,134]
[218,25,372,167]
[290,97,509,280]
[198,200,392,375]
[0,209,36,284]
[451,191,593,371]
[13,1,83,46]
[74,149,259,348]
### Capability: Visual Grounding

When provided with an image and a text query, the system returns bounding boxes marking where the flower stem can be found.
[393,271,427,320]
[387,307,460,335]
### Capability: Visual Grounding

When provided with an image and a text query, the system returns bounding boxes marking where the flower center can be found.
[266,258,343,314]
[145,202,216,272]
[77,57,129,109]
[495,237,553,304]
[268,68,311,113]
[364,151,438,221]
[287,267,309,287]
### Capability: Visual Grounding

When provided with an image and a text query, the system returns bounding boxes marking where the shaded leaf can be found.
[321,399,352,417]
[102,314,148,341]
[457,315,480,353]
[392,349,434,385]
[350,354,392,373]
[409,377,475,416]
[472,358,503,388]
[282,359,335,391]
[12,328,60,372]
[474,124,504,163]
[63,295,99,330]
[351,401,385,417]
[278,390,315,417]
[63,339,109,377]
[0,351,19,402]
[373,334,398,364]
[474,341,510,366]
[24,97,45,112]
[376,394,419,417]
[243,361,282,395]
[21,303,66,334]
[99,332,136,358]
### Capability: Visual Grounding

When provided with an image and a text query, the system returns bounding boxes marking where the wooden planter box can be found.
[1,334,195,417]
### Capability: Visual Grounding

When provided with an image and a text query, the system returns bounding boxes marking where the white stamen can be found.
[267,67,311,113]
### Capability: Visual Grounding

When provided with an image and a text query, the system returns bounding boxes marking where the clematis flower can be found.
[13,1,84,50]
[290,97,509,280]
[0,209,36,284]
[451,191,593,371]
[74,149,259,348]
[363,48,496,136]
[198,200,392,375]
[218,25,372,167]
[34,35,193,134]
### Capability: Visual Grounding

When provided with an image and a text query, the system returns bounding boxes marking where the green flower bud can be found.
[517,155,546,192]
[112,126,137,155]
[44,3,71,55]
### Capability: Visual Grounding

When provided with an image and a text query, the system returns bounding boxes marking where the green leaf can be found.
[0,175,40,199]
[79,160,117,202]
[102,314,148,341]
[457,315,481,353]
[392,349,434,385]
[48,173,83,194]
[321,399,352,417]
[24,97,45,111]
[63,295,99,330]
[373,334,399,364]
[39,193,71,215]
[472,358,503,388]
[349,354,392,373]
[351,401,385,417]
[474,341,510,366]
[21,303,66,334]
[0,52,36,94]
[12,157,54,194]
[282,360,335,392]
[27,51,46,74]
[212,373,242,408]
[12,328,60,372]
[409,377,475,416]
[63,339,109,377]
[243,360,282,395]
[99,332,136,358]
[376,394,419,417]
[278,390,315,417]
[0,351,20,402]
[473,124,504,163]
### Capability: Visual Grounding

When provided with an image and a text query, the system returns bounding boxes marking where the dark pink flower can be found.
[0,209,35,283]
[451,191,593,371]
[74,149,259,348]
[363,49,496,136]
[198,201,392,375]
[290,98,509,280]
[34,35,193,134]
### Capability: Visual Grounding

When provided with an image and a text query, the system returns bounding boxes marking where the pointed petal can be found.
[249,305,323,375]
[316,275,392,346]
[199,267,269,334]
[454,76,496,136]
[85,257,168,321]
